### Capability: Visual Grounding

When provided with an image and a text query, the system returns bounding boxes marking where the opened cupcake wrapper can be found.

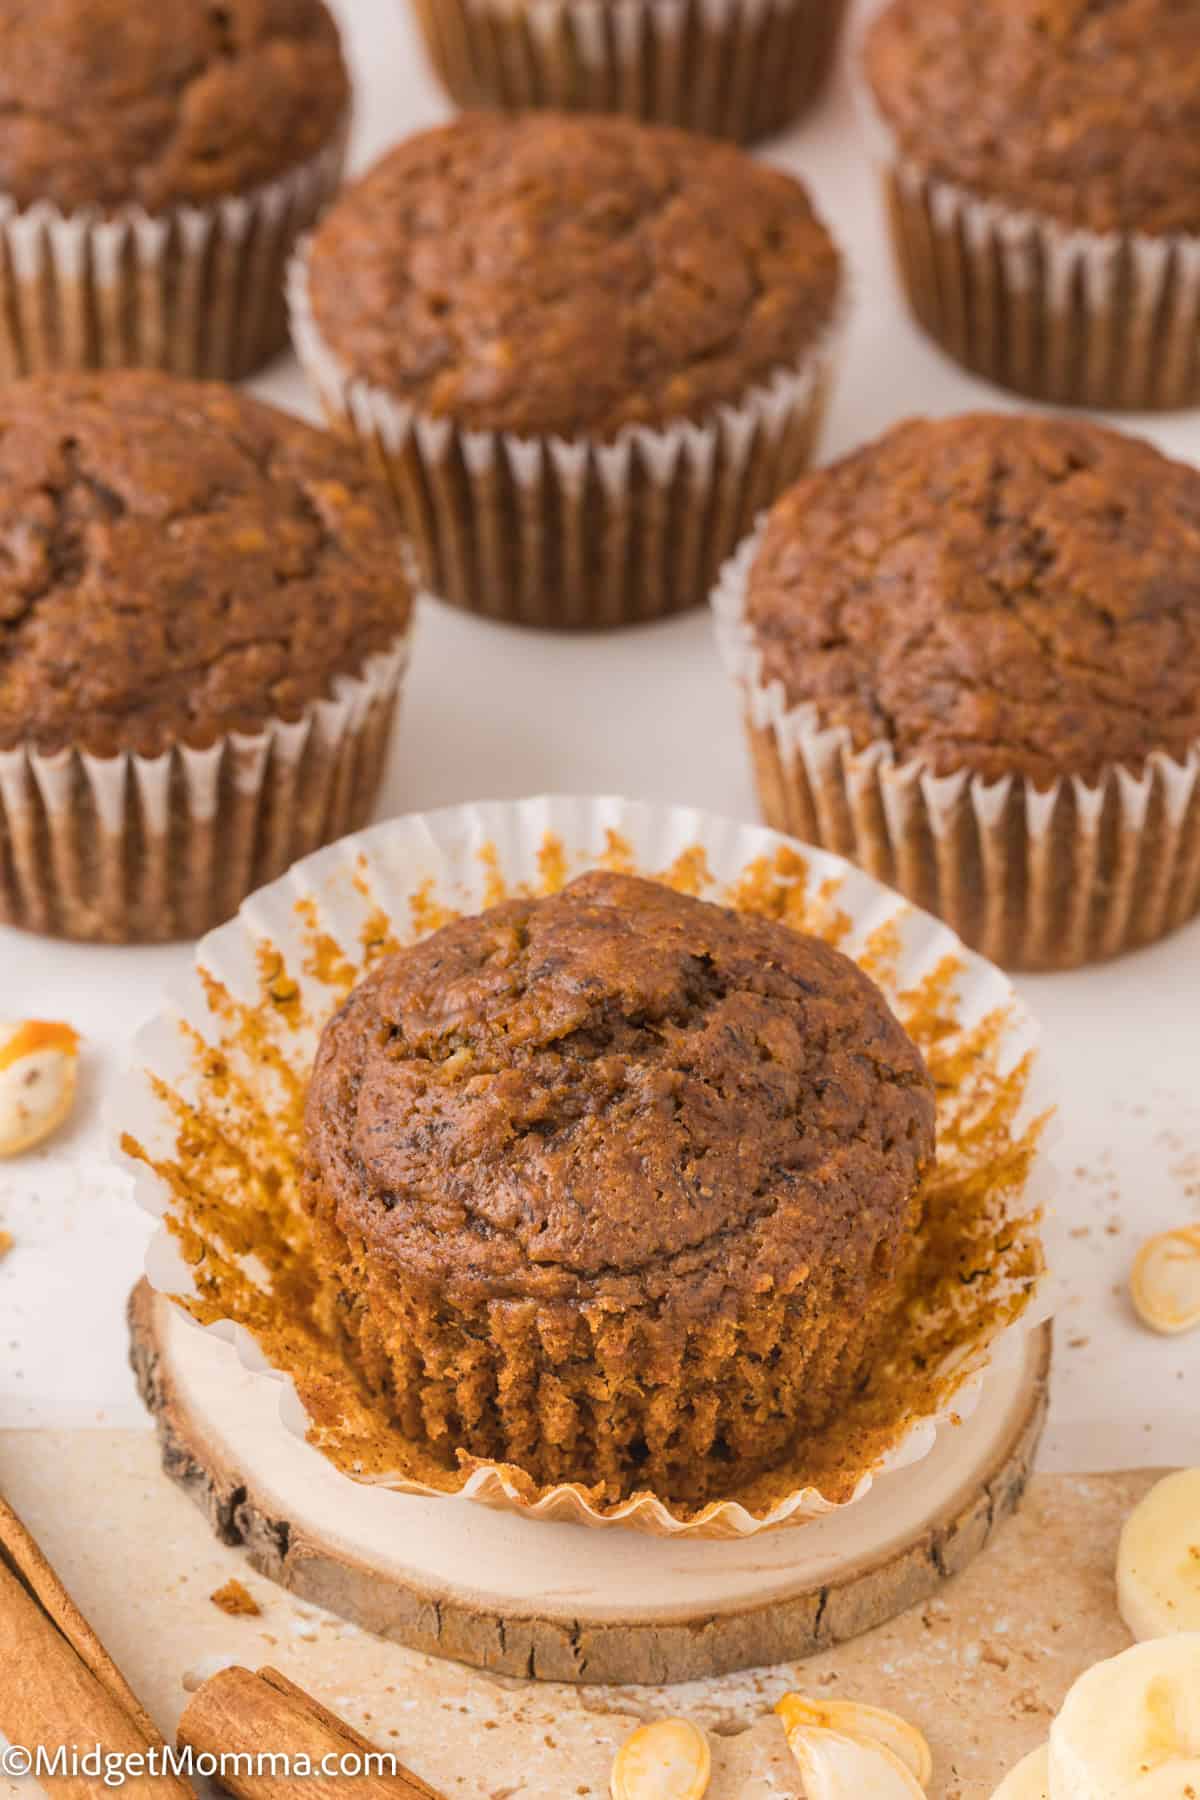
[714,533,1200,970]
[0,638,408,944]
[287,251,839,628]
[117,794,1054,1537]
[407,0,848,143]
[0,126,346,382]
[852,64,1200,411]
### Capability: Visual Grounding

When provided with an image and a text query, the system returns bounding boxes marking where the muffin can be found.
[289,112,842,629]
[301,869,936,1508]
[714,412,1200,970]
[0,0,350,380]
[862,0,1200,409]
[406,0,848,144]
[0,371,412,944]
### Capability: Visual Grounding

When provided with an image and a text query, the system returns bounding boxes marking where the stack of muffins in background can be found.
[0,0,858,943]
[0,0,1192,969]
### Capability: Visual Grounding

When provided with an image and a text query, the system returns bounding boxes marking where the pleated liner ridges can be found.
[714,538,1200,972]
[408,0,849,143]
[289,255,835,628]
[0,643,407,945]
[882,158,1200,411]
[0,130,346,382]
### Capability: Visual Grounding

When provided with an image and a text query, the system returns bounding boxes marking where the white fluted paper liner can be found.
[407,0,848,143]
[851,34,1200,410]
[0,637,409,943]
[0,127,346,381]
[714,532,1200,969]
[117,795,1055,1537]
[287,249,840,627]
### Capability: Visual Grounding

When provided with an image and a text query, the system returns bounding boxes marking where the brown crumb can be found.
[210,1579,260,1618]
[980,1642,1010,1671]
[1067,1335,1090,1350]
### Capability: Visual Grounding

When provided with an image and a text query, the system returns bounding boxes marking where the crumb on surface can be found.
[210,1578,261,1618]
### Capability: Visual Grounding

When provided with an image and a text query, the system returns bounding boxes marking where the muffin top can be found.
[0,371,410,758]
[864,0,1200,236]
[303,870,935,1312]
[303,113,841,440]
[0,0,349,213]
[744,413,1200,786]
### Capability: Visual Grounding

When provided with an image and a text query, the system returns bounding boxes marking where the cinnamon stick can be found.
[0,1494,188,1799]
[177,1666,444,1800]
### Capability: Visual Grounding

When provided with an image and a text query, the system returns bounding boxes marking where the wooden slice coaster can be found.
[128,1280,1052,1687]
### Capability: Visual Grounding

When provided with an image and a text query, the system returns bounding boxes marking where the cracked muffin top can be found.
[302,870,935,1311]
[0,0,349,212]
[744,413,1200,786]
[864,0,1200,236]
[0,371,411,758]
[302,112,841,440]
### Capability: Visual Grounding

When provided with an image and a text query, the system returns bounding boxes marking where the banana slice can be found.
[1118,1471,1200,1641]
[1050,1634,1200,1800]
[1130,1228,1200,1335]
[776,1695,932,1786]
[610,1718,711,1799]
[781,1724,926,1798]
[0,1020,79,1156]
[989,1744,1049,1800]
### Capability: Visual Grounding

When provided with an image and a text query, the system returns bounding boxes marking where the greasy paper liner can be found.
[714,534,1200,971]
[407,0,849,143]
[288,251,839,628]
[0,639,408,945]
[0,128,346,382]
[855,68,1200,409]
[117,795,1054,1537]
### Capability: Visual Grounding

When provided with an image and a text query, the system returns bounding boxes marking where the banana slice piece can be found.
[1130,1228,1200,1335]
[1050,1634,1200,1800]
[1118,1471,1200,1641]
[0,1020,79,1156]
[1128,1761,1200,1797]
[776,1695,932,1786]
[989,1744,1049,1800]
[781,1724,926,1798]
[610,1718,711,1799]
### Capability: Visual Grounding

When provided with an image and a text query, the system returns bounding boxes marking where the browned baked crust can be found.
[745,413,1200,787]
[864,0,1200,237]
[303,112,841,441]
[302,871,935,1505]
[0,372,411,758]
[0,0,349,212]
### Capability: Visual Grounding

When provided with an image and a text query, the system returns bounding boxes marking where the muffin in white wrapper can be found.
[855,0,1200,411]
[713,523,1200,973]
[288,251,840,630]
[286,114,845,629]
[118,796,1054,1538]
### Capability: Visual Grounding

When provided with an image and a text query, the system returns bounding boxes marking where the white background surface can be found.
[1,0,1197,1477]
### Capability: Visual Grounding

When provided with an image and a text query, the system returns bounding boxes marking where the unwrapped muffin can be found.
[406,0,848,144]
[714,411,1200,969]
[290,112,842,628]
[862,0,1200,409]
[0,370,412,943]
[302,870,935,1507]
[0,0,350,379]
